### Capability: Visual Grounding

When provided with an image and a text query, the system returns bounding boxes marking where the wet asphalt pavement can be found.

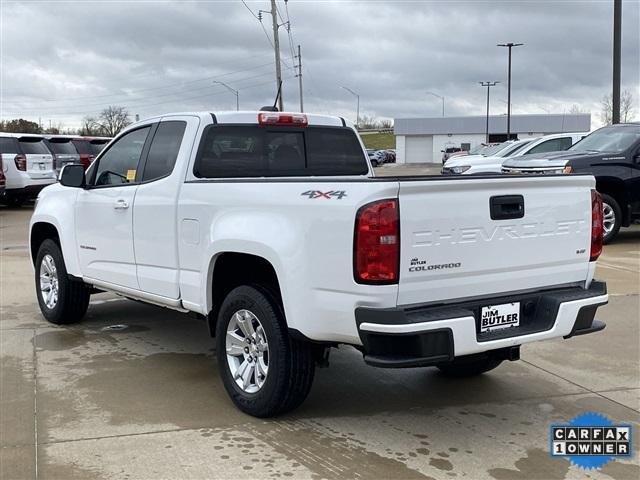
[1,195,638,479]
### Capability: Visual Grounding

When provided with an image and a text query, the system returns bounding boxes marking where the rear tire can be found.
[437,356,503,378]
[601,193,621,244]
[215,285,315,417]
[35,239,90,324]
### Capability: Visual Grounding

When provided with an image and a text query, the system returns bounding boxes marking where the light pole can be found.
[612,0,622,123]
[427,91,445,116]
[497,42,523,139]
[341,86,360,127]
[213,81,239,111]
[479,82,499,143]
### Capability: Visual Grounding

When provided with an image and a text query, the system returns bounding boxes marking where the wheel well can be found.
[30,223,60,266]
[208,252,283,336]
[596,178,628,222]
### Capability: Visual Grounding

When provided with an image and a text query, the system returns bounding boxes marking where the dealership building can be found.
[394,113,591,164]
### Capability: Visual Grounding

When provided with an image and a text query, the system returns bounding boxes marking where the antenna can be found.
[272,81,283,111]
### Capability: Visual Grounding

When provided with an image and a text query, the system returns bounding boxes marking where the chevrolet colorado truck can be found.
[503,123,640,243]
[30,111,608,417]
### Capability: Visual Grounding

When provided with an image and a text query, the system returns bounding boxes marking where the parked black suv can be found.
[502,123,640,243]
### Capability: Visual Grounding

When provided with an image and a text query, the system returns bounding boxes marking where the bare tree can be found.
[80,116,101,136]
[358,115,380,130]
[568,104,587,115]
[95,106,131,137]
[600,90,635,125]
[379,119,394,129]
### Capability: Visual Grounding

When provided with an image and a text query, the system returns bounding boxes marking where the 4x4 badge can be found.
[301,190,347,200]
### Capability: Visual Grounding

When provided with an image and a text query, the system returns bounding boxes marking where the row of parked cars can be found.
[366,148,396,166]
[0,133,110,206]
[442,123,640,243]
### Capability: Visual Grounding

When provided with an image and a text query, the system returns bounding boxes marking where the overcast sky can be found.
[1,0,638,130]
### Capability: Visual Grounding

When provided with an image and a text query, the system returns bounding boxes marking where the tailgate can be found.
[53,154,80,171]
[397,175,594,305]
[26,154,55,179]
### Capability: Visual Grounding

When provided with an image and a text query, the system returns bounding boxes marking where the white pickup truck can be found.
[30,111,608,417]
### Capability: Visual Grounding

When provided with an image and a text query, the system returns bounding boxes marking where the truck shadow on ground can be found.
[34,297,586,424]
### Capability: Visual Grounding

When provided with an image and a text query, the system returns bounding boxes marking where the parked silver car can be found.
[44,135,81,174]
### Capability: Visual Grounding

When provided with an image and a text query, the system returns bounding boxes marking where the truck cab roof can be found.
[127,111,350,130]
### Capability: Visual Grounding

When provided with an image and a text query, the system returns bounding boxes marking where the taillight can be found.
[14,154,27,171]
[79,154,94,169]
[52,155,57,170]
[590,190,603,261]
[354,199,399,284]
[258,112,307,126]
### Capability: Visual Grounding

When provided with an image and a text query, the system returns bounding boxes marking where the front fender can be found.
[29,185,80,275]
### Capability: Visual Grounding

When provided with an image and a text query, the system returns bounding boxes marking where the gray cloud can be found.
[1,0,638,130]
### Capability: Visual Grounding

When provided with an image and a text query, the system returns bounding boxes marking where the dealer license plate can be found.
[480,302,520,333]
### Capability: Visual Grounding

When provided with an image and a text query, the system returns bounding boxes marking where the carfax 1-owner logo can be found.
[550,412,633,469]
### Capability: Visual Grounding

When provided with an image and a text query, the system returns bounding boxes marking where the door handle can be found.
[114,199,129,210]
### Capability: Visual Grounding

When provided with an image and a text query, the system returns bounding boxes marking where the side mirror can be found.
[59,164,86,188]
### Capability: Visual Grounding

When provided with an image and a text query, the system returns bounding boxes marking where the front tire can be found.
[35,239,90,324]
[601,193,621,244]
[437,356,503,378]
[215,285,315,417]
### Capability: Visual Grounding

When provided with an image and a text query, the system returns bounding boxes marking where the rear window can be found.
[72,139,92,154]
[194,126,368,178]
[47,140,77,155]
[89,140,109,155]
[18,138,49,155]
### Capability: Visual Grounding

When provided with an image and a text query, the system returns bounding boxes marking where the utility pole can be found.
[612,0,622,124]
[479,81,499,143]
[270,0,284,111]
[497,42,524,139]
[296,45,303,112]
[427,91,445,116]
[341,86,360,127]
[213,80,239,111]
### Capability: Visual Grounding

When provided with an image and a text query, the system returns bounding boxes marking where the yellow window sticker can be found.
[126,169,136,181]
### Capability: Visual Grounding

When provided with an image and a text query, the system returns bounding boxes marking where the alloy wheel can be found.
[39,254,59,309]
[225,309,269,393]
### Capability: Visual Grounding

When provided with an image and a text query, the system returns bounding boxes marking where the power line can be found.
[242,0,275,49]
[281,0,297,64]
[2,76,297,117]
[6,68,281,111]
[3,60,279,106]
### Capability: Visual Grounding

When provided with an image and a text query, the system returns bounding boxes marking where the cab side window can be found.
[93,127,151,186]
[142,121,186,182]
[527,137,573,155]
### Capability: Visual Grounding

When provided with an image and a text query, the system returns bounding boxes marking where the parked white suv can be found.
[30,112,608,417]
[0,133,56,206]
[443,132,588,175]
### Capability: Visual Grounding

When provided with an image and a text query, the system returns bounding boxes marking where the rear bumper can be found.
[355,281,608,368]
[2,183,51,198]
[4,173,56,192]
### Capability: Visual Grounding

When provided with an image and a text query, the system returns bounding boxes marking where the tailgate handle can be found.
[490,195,524,220]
